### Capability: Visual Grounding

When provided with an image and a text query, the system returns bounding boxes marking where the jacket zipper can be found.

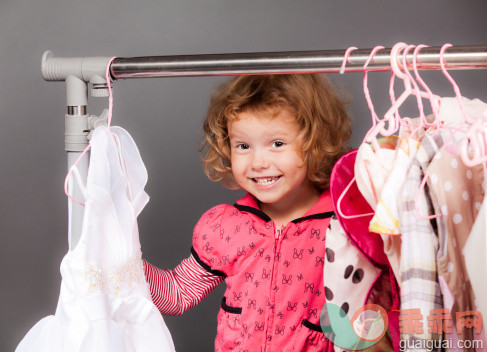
[264,222,283,352]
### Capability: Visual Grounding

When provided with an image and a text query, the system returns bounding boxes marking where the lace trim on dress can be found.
[75,252,145,295]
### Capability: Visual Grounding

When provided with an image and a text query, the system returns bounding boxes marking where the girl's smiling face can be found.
[228,109,318,214]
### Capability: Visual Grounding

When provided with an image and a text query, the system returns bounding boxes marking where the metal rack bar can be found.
[111,45,487,79]
[43,44,487,251]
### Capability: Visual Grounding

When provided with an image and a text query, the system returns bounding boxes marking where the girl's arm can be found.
[143,255,224,315]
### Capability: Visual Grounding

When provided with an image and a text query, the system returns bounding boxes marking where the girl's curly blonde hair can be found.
[201,74,352,190]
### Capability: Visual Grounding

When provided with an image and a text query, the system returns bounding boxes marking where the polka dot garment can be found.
[425,143,485,344]
[322,218,384,352]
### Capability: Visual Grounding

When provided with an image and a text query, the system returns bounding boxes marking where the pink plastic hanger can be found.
[398,44,427,139]
[460,117,487,167]
[384,44,442,220]
[384,43,442,139]
[411,44,452,221]
[404,45,429,119]
[401,44,434,140]
[412,44,471,220]
[383,42,409,134]
[364,43,432,146]
[386,46,418,138]
[64,56,117,206]
[336,46,384,220]
[362,45,386,152]
[412,45,441,129]
[340,46,358,74]
[439,43,469,125]
[432,43,471,146]
[431,43,472,154]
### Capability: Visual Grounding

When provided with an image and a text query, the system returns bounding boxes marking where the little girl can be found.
[143,74,353,351]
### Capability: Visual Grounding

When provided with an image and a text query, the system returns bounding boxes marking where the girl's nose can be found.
[251,151,270,170]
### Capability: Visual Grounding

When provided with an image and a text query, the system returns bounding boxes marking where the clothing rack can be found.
[109,45,487,78]
[41,44,487,250]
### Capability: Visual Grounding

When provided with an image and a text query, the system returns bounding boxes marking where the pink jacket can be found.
[192,191,336,352]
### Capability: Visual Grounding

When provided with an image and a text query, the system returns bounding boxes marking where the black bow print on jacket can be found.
[282,274,292,285]
[203,242,213,254]
[309,308,318,319]
[310,228,320,239]
[255,248,264,258]
[293,248,303,259]
[221,255,230,265]
[287,302,297,311]
[304,283,314,294]
[275,325,285,335]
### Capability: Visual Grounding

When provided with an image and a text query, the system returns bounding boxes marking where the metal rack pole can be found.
[110,45,487,79]
[40,45,487,249]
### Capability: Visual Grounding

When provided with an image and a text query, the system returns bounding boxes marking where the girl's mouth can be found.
[251,176,282,186]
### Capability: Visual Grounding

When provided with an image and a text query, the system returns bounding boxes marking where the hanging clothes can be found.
[356,97,487,351]
[399,131,444,351]
[329,149,401,351]
[16,126,175,352]
[321,217,394,352]
[354,135,402,285]
[425,132,485,351]
[423,97,487,351]
[464,198,487,332]
[367,119,426,236]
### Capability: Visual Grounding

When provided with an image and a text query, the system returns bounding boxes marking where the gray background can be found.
[1,1,486,351]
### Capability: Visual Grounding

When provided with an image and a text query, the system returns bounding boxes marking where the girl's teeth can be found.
[255,176,279,185]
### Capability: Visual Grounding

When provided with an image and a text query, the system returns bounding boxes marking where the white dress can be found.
[464,196,487,330]
[16,126,176,352]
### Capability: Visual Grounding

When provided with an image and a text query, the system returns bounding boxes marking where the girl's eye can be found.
[236,143,249,150]
[272,141,284,148]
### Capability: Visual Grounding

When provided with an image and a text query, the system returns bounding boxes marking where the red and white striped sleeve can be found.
[143,254,225,316]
